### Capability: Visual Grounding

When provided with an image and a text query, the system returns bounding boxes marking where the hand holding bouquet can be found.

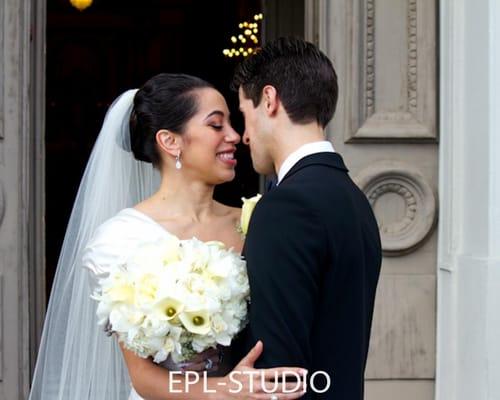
[92,236,249,364]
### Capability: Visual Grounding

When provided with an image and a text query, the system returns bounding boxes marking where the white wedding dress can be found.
[83,208,173,294]
[83,207,234,400]
[83,208,173,400]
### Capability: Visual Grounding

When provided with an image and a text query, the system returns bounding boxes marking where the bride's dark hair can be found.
[130,73,213,166]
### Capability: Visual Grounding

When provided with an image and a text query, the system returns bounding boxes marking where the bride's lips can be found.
[216,149,237,167]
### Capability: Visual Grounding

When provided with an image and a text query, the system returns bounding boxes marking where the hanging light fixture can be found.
[70,0,93,11]
[223,13,263,59]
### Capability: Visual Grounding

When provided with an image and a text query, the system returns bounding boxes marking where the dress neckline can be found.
[122,207,243,255]
[122,207,181,239]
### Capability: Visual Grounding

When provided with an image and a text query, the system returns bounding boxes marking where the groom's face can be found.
[238,87,275,175]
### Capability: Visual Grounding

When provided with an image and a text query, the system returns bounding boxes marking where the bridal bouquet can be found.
[91,236,249,363]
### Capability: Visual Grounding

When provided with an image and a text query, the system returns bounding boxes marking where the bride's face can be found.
[179,88,241,185]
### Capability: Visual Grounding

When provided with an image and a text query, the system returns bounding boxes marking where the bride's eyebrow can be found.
[204,110,229,120]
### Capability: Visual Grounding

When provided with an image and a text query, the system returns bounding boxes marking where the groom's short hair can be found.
[232,36,338,128]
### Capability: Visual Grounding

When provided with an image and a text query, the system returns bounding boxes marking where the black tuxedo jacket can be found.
[234,152,382,399]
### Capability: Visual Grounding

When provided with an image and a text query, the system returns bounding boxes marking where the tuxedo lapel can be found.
[279,152,349,185]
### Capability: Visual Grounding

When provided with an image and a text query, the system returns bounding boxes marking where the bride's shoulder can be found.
[89,208,156,243]
[82,208,163,276]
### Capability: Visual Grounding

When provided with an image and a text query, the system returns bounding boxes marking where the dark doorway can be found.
[45,0,262,298]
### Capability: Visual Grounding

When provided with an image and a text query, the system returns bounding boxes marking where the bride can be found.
[29,73,305,400]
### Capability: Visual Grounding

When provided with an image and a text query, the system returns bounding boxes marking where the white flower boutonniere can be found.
[239,194,262,236]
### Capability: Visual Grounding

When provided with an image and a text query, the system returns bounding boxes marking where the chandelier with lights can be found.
[223,13,263,58]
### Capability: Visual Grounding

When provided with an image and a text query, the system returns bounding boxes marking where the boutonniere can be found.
[238,194,262,236]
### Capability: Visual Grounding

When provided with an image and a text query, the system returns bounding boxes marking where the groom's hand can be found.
[213,341,307,400]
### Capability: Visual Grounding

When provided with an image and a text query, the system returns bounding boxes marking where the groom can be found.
[232,37,382,399]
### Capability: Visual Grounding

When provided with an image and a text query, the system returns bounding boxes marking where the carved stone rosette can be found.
[355,162,437,256]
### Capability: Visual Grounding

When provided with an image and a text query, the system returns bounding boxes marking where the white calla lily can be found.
[154,297,184,321]
[179,310,211,335]
[240,194,262,235]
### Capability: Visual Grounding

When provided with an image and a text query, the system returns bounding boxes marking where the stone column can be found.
[436,0,500,400]
[437,0,500,399]
[0,0,45,397]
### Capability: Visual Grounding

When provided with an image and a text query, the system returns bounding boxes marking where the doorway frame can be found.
[28,0,47,383]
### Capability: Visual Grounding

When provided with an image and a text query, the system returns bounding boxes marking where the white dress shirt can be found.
[276,141,335,185]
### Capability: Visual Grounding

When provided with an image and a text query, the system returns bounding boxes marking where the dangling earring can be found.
[175,150,182,170]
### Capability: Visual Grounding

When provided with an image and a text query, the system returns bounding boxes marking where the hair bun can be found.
[129,107,153,163]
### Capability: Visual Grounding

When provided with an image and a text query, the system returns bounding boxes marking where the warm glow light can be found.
[70,0,93,11]
[224,13,263,59]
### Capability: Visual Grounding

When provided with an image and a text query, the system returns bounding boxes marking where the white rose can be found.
[134,273,159,306]
[162,237,182,265]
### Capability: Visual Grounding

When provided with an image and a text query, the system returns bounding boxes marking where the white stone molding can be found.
[355,161,437,256]
[346,0,437,142]
[364,0,375,117]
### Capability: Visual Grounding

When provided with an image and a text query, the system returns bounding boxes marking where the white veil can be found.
[29,89,160,399]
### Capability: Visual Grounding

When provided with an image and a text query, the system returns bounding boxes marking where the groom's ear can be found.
[261,85,279,117]
[156,129,182,157]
